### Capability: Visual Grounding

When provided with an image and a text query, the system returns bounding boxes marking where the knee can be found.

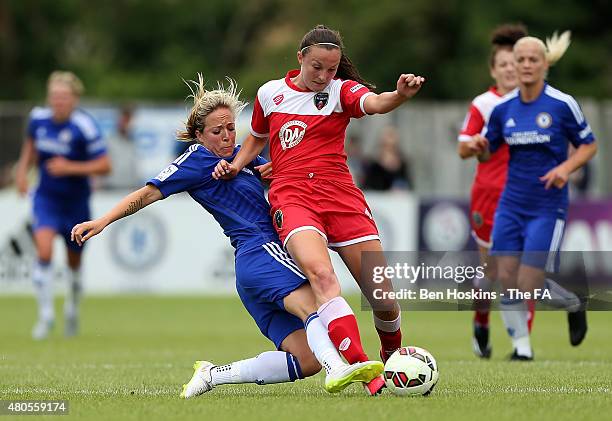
[296,352,321,378]
[307,265,341,298]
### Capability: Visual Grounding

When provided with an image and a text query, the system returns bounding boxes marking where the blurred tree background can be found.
[0,0,610,102]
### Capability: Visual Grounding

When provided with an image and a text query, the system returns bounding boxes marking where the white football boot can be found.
[32,318,54,340]
[180,361,215,398]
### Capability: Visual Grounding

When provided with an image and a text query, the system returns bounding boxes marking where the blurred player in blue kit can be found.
[15,71,111,340]
[469,32,597,360]
[71,75,383,397]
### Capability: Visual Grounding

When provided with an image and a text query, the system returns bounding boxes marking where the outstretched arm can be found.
[363,74,425,115]
[71,184,163,245]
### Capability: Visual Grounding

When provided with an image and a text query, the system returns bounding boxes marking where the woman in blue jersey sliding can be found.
[469,32,597,360]
[71,75,383,398]
[15,71,111,340]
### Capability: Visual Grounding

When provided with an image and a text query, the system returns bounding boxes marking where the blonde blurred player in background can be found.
[15,71,111,339]
[457,24,535,358]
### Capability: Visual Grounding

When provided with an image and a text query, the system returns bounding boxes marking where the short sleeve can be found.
[484,105,504,153]
[458,104,485,142]
[147,146,206,198]
[250,93,269,138]
[340,80,374,118]
[252,155,268,167]
[74,111,107,159]
[560,97,595,147]
[27,119,37,139]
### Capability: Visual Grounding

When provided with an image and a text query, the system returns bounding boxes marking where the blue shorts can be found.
[491,207,566,271]
[235,241,308,349]
[33,194,90,252]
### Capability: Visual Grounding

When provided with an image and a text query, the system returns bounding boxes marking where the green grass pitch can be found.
[0,295,610,420]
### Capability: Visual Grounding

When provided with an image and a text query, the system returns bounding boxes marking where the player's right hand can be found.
[71,219,106,246]
[212,159,239,180]
[468,135,488,155]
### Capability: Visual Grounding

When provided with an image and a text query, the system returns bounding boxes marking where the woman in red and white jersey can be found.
[458,24,534,359]
[214,25,424,394]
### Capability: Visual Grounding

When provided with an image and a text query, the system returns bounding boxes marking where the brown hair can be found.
[489,24,528,68]
[299,24,375,90]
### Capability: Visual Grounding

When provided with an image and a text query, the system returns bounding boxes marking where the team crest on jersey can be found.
[273,94,284,106]
[274,209,283,229]
[536,112,552,128]
[314,92,329,110]
[472,211,483,228]
[279,120,307,150]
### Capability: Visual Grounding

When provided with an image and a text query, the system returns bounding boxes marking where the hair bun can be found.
[491,24,528,46]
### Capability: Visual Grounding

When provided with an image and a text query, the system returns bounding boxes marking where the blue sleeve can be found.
[485,105,504,153]
[561,98,595,147]
[147,149,208,198]
[252,155,268,167]
[27,118,37,139]
[76,112,107,159]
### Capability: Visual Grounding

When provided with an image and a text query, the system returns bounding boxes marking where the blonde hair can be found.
[514,30,571,66]
[178,73,247,141]
[47,71,84,96]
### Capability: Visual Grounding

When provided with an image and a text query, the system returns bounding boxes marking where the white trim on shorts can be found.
[328,234,380,248]
[545,219,565,272]
[262,242,307,279]
[471,230,492,249]
[283,225,328,248]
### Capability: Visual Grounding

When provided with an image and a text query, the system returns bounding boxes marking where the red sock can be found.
[474,310,490,327]
[327,315,369,363]
[377,327,402,359]
[527,299,536,332]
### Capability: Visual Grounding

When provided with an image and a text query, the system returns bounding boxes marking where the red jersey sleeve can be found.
[458,104,485,142]
[250,93,269,138]
[340,80,374,118]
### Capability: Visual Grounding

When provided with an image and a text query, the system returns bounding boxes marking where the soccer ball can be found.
[384,346,439,396]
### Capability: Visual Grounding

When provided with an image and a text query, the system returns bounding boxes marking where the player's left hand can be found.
[46,156,74,177]
[255,162,273,179]
[540,166,570,189]
[397,74,426,99]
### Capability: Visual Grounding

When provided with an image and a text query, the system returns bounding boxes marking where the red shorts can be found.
[470,184,503,248]
[268,178,379,247]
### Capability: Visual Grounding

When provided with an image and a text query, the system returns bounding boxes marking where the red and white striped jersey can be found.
[458,86,510,190]
[250,70,374,184]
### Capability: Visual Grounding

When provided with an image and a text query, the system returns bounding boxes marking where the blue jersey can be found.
[486,84,595,216]
[147,144,278,255]
[28,107,106,200]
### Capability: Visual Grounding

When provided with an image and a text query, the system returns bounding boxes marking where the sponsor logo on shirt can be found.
[350,83,365,93]
[536,112,552,128]
[279,120,307,150]
[505,118,516,127]
[241,167,254,175]
[505,131,551,145]
[273,94,284,106]
[155,164,178,181]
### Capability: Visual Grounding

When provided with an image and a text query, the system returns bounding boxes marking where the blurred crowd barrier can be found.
[1,100,611,196]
